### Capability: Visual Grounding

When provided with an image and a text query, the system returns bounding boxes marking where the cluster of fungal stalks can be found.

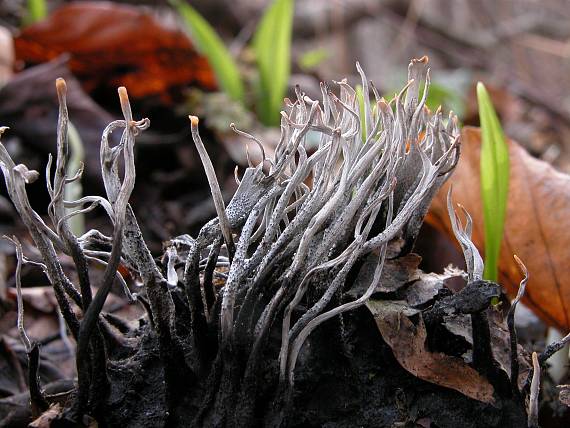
[1,57,461,425]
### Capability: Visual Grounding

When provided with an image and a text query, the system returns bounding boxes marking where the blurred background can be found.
[0,0,567,242]
[0,0,569,423]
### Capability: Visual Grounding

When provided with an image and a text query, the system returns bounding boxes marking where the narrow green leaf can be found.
[253,0,294,126]
[171,0,244,103]
[477,82,510,282]
[298,48,329,71]
[24,0,47,25]
[420,82,465,120]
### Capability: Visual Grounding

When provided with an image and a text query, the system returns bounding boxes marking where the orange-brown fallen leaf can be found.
[15,2,216,100]
[427,127,570,331]
[367,299,496,403]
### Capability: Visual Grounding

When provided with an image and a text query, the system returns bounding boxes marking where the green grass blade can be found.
[24,0,47,25]
[298,48,329,72]
[422,82,465,121]
[171,0,244,103]
[477,82,510,282]
[253,0,294,126]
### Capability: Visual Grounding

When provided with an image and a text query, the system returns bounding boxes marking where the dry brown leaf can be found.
[0,336,27,396]
[349,253,422,297]
[442,312,531,389]
[7,286,58,313]
[404,269,462,306]
[367,299,495,403]
[29,403,62,428]
[14,2,216,100]
[427,127,570,331]
[558,384,570,407]
[415,417,433,428]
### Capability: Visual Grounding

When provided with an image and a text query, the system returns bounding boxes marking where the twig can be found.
[539,331,570,365]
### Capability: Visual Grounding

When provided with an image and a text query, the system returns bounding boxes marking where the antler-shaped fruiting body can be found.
[0,58,461,425]
[180,56,461,424]
[0,80,177,420]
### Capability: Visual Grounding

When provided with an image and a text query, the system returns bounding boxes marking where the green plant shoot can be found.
[171,0,244,103]
[421,82,465,120]
[298,48,329,72]
[24,0,47,25]
[252,0,294,126]
[477,82,509,282]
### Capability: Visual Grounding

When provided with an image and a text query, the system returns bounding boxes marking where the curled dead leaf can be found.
[427,127,570,331]
[15,2,216,100]
[349,252,422,297]
[442,312,531,389]
[29,403,63,428]
[366,299,496,404]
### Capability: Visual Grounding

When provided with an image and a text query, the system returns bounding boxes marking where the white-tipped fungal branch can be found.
[179,58,461,397]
